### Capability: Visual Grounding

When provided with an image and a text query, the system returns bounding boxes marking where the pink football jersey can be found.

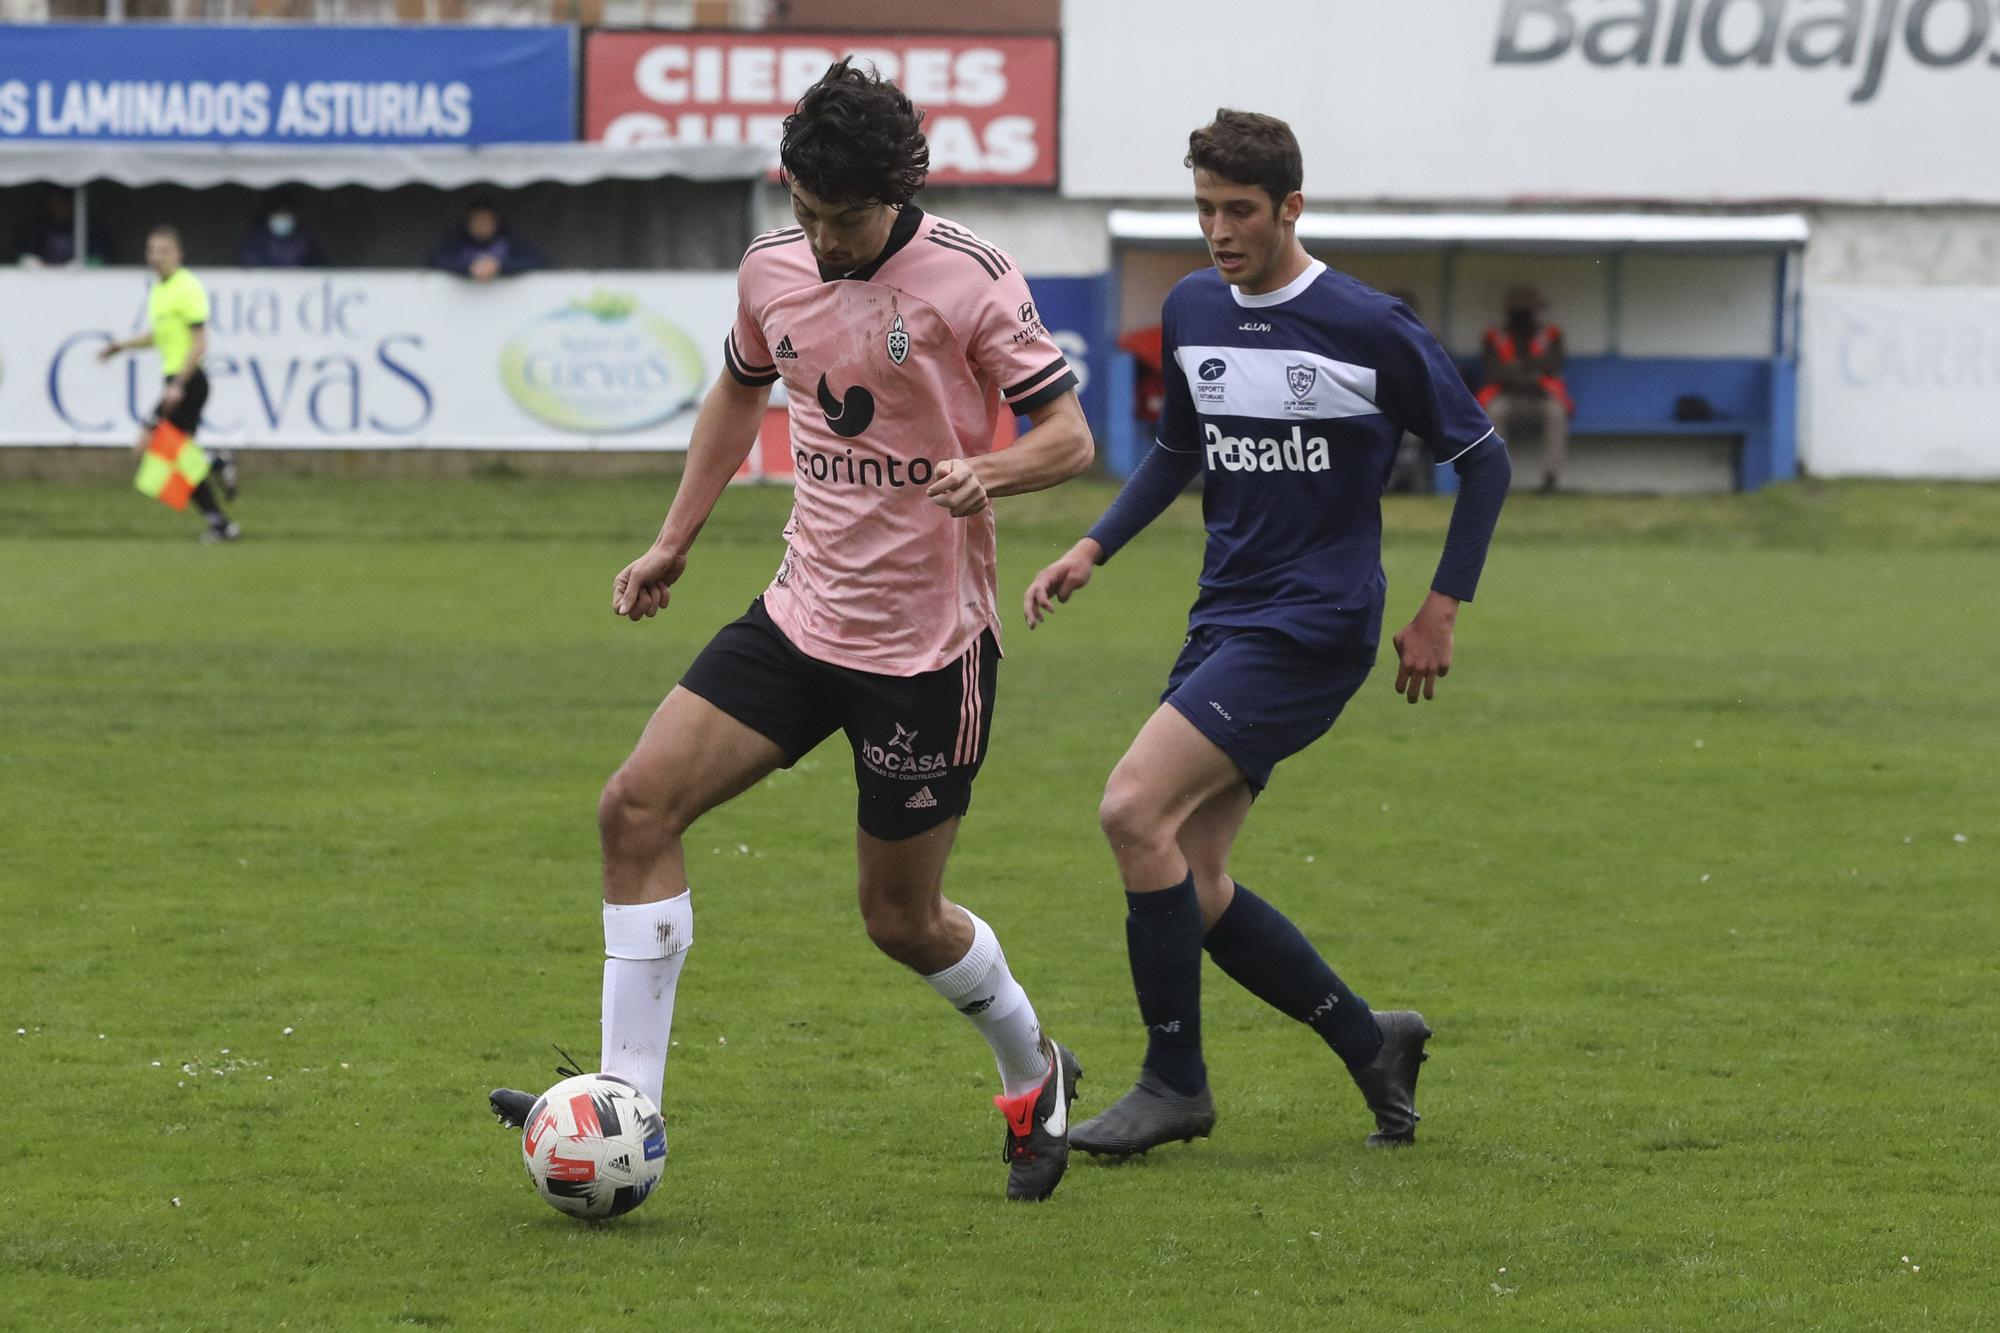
[724,208,1077,677]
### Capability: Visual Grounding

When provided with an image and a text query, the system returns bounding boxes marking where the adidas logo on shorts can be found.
[905,786,938,810]
[774,335,798,359]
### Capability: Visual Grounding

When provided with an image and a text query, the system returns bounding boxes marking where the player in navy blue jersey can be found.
[1024,110,1511,1157]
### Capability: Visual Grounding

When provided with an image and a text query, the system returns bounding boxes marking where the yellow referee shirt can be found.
[147,267,209,377]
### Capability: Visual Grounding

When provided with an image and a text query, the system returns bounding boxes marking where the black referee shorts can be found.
[152,368,209,437]
[680,597,999,841]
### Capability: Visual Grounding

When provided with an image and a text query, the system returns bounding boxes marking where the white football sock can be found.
[923,908,1051,1098]
[599,891,692,1108]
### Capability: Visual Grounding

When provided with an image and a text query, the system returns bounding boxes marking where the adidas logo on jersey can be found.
[1203,421,1332,474]
[774,335,798,359]
[905,786,939,810]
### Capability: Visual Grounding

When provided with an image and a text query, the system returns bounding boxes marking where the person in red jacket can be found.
[1479,286,1572,493]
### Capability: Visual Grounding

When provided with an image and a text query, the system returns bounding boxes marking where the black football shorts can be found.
[679,597,999,841]
[152,369,209,436]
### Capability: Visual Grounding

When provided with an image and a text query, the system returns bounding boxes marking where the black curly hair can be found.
[779,57,930,207]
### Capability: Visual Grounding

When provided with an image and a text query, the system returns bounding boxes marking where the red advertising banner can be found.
[584,31,1058,187]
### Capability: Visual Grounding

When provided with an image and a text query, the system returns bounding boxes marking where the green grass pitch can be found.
[2,474,1996,1329]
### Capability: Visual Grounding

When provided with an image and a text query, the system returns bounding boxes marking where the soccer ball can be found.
[520,1072,666,1219]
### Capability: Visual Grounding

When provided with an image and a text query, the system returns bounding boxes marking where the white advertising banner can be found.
[0,268,742,449]
[1063,0,2000,203]
[1803,286,2000,477]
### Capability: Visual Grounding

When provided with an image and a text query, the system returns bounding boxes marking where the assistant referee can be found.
[99,224,240,542]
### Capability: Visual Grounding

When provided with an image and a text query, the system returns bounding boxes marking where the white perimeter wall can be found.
[1061,0,2000,205]
[1802,207,2000,478]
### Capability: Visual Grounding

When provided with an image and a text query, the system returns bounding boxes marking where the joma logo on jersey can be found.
[1203,422,1333,473]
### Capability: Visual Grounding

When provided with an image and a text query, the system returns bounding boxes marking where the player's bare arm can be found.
[1023,536,1103,628]
[97,330,155,362]
[925,391,1093,518]
[1392,590,1458,704]
[613,371,772,620]
[100,332,161,456]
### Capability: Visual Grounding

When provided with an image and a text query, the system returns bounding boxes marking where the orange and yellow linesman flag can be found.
[133,421,212,511]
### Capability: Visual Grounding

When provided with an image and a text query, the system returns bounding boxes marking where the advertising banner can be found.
[1019,274,1108,441]
[584,31,1058,186]
[0,269,738,449]
[1803,286,2000,478]
[0,25,573,146]
[1063,0,1999,203]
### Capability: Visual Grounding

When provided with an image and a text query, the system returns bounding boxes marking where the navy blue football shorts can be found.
[1160,623,1376,791]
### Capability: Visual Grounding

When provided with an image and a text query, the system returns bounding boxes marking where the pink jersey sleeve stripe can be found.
[1004,353,1070,401]
[724,333,778,387]
[1002,354,1079,413]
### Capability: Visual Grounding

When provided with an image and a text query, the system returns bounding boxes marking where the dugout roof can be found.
[1107,210,1812,253]
[0,142,775,192]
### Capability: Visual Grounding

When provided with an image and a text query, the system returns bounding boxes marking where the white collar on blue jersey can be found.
[1229,257,1327,309]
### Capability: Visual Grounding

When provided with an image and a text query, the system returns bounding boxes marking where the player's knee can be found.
[597,768,686,853]
[859,897,930,963]
[1098,776,1164,855]
[596,772,646,848]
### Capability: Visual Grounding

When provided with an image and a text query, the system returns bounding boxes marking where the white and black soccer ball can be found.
[520,1072,666,1219]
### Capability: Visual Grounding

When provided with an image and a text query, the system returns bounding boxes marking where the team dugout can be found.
[1106,211,1809,494]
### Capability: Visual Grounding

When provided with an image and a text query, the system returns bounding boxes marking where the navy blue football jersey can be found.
[1157,259,1498,651]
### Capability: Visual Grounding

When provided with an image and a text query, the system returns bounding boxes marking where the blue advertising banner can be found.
[0,25,573,146]
[1019,273,1110,445]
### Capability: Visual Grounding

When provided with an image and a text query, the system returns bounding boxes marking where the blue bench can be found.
[1441,354,1797,492]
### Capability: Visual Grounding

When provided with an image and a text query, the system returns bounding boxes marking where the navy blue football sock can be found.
[1203,883,1384,1070]
[1125,871,1207,1095]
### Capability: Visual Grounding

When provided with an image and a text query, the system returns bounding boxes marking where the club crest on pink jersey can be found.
[887,314,909,366]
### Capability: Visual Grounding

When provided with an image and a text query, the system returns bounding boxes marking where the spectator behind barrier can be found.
[430,200,545,282]
[11,187,111,267]
[1478,285,1573,494]
[239,190,327,268]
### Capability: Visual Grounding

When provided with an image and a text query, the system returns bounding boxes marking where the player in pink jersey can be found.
[488,60,1095,1203]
